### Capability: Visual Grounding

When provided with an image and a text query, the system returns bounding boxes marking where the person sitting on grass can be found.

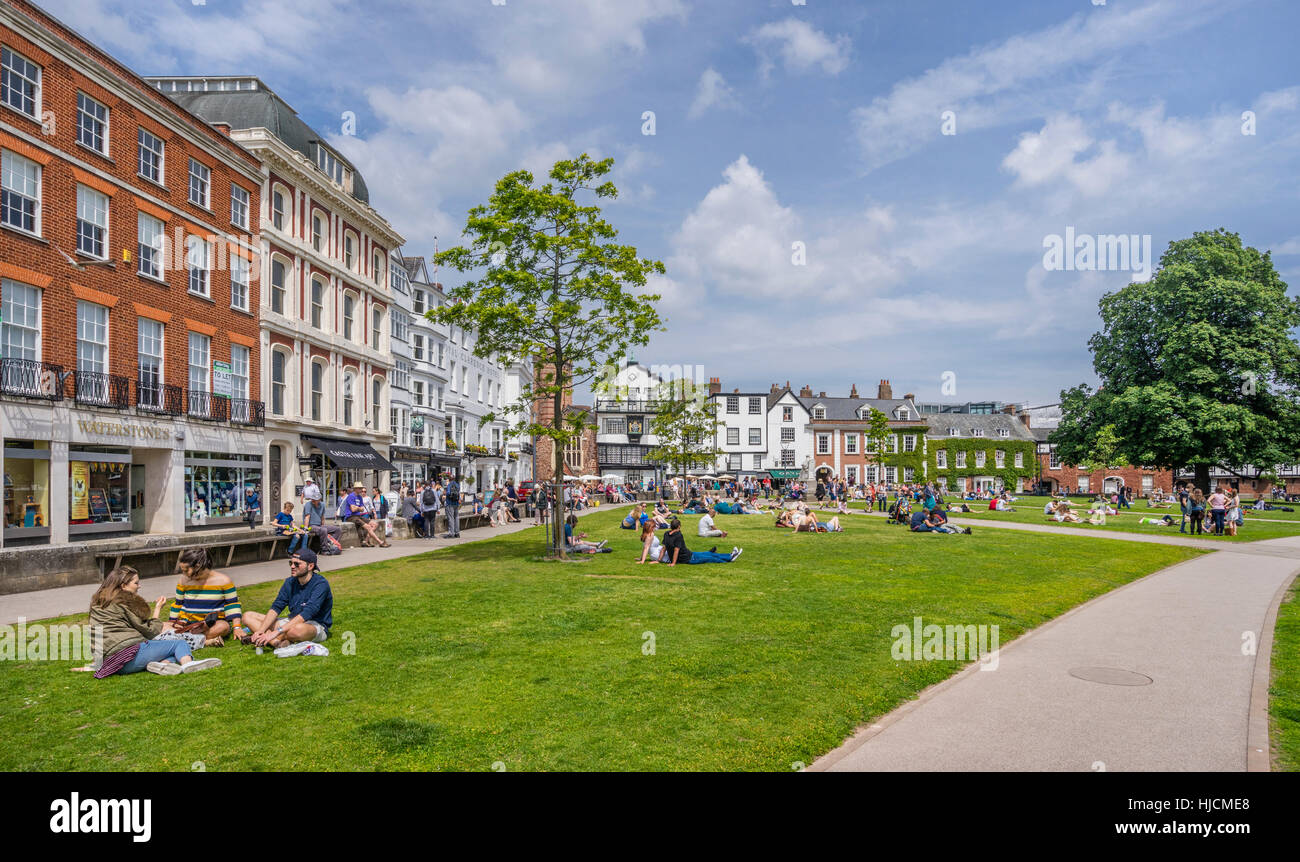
[1138,515,1177,527]
[622,504,647,530]
[245,549,334,649]
[698,506,728,539]
[662,519,743,565]
[82,566,223,677]
[1044,499,1059,517]
[564,514,611,554]
[923,508,972,535]
[1088,495,1117,517]
[774,507,797,528]
[1050,503,1082,523]
[793,507,842,532]
[169,547,248,648]
[635,520,667,564]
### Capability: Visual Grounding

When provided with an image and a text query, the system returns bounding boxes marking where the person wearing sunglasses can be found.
[243,549,334,650]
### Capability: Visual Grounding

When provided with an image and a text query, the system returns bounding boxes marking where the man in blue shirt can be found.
[245,548,334,647]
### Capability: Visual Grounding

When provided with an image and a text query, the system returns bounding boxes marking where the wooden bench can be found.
[94,534,286,579]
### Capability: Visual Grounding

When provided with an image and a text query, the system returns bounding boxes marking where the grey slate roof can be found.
[796,395,922,423]
[927,413,1037,441]
[162,89,370,205]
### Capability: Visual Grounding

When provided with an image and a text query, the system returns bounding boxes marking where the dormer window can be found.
[315,142,345,185]
[947,426,958,436]
[812,406,826,420]
[997,428,1010,438]
[897,407,910,420]
[972,428,985,437]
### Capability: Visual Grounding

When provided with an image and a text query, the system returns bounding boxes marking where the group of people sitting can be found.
[635,518,744,565]
[80,545,335,678]
[773,504,843,532]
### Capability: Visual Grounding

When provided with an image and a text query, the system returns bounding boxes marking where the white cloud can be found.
[688,68,740,119]
[746,18,851,79]
[1275,237,1300,255]
[1001,115,1130,196]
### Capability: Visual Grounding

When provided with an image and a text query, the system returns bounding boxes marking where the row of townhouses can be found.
[0,0,530,551]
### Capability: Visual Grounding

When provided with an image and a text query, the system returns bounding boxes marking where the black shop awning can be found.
[302,435,394,471]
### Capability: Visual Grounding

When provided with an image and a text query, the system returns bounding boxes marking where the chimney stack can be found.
[708,377,721,395]
[771,383,781,396]
[904,392,915,401]
[819,391,827,398]
[733,388,740,394]
[877,379,893,400]
[850,384,858,398]
[1020,412,1032,429]
[799,384,813,397]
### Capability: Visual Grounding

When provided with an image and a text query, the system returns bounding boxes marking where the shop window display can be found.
[4,440,50,537]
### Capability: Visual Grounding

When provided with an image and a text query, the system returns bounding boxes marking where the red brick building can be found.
[533,364,597,480]
[1,0,266,548]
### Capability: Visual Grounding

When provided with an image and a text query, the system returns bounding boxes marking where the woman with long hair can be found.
[636,519,665,564]
[85,566,221,677]
[170,547,247,647]
[1188,488,1207,535]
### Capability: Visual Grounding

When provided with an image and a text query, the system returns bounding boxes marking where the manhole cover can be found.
[1068,666,1153,686]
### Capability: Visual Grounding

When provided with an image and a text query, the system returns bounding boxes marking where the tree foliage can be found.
[644,380,722,481]
[430,154,665,554]
[1054,229,1300,491]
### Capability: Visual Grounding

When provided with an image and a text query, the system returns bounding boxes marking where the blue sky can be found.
[45,0,1300,405]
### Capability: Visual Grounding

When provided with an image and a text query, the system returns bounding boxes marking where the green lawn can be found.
[839,497,1300,542]
[1271,581,1300,771]
[0,510,1203,772]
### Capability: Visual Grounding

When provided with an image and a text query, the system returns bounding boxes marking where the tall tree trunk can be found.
[1193,464,1211,493]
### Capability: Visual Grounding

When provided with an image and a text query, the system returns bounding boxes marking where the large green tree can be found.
[431,154,664,556]
[1054,229,1300,492]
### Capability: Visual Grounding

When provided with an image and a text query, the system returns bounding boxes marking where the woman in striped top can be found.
[168,547,247,647]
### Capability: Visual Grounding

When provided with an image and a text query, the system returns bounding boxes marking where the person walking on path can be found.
[443,475,462,538]
[420,481,442,540]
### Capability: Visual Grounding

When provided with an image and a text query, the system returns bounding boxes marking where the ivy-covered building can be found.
[926,414,1038,494]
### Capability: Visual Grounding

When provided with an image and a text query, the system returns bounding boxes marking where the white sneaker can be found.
[181,658,222,673]
[274,642,312,658]
[146,661,183,676]
[730,547,743,562]
[732,546,739,556]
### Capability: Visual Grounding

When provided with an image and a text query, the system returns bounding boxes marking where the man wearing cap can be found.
[245,548,334,648]
[343,481,389,547]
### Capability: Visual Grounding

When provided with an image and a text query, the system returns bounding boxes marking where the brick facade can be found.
[1036,458,1174,497]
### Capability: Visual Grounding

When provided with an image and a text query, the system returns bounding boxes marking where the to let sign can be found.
[213,360,232,398]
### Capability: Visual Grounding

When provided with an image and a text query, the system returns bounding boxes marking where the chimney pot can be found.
[904,392,915,401]
[850,384,858,398]
[877,379,893,400]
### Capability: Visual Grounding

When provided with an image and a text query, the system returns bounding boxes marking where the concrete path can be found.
[0,504,620,624]
[811,532,1300,771]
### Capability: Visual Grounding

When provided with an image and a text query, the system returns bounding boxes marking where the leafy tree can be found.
[431,154,664,556]
[862,407,893,482]
[1054,229,1300,492]
[1076,423,1125,475]
[644,379,722,482]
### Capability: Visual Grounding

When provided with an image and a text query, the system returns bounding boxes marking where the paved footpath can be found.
[812,522,1300,772]
[0,503,623,625]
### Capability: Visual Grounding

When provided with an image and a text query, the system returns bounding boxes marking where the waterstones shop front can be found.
[1,400,263,548]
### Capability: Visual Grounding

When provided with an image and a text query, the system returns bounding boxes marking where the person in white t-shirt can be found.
[698,506,727,539]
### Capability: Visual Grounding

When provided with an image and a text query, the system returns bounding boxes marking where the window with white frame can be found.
[412,290,425,314]
[1,149,40,233]
[897,407,910,420]
[187,332,209,395]
[998,428,1010,438]
[137,128,163,184]
[752,454,763,470]
[1142,475,1154,492]
[782,405,793,422]
[372,251,383,285]
[271,350,287,416]
[726,396,739,413]
[269,259,286,314]
[749,428,762,446]
[1077,476,1090,493]
[1049,449,1061,469]
[903,435,917,452]
[1,46,41,117]
[136,212,164,279]
[230,254,250,312]
[390,308,407,342]
[136,318,163,407]
[865,437,878,454]
[310,361,324,421]
[231,344,249,401]
[373,377,383,429]
[390,407,399,442]
[231,184,249,229]
[186,235,209,297]
[188,159,210,208]
[372,306,382,350]
[412,380,424,407]
[889,434,899,453]
[1014,451,1024,468]
[812,406,826,419]
[845,433,858,454]
[885,466,897,483]
[975,450,986,468]
[412,332,424,361]
[315,144,344,185]
[817,433,830,455]
[271,188,285,230]
[76,302,108,394]
[956,451,967,468]
[781,427,795,443]
[779,450,796,468]
[2,280,40,362]
[727,427,740,446]
[749,397,762,414]
[947,426,958,436]
[604,417,626,434]
[312,213,324,252]
[76,185,108,258]
[476,374,483,401]
[76,92,108,154]
[391,359,409,391]
[344,233,356,270]
[342,373,355,425]
[936,449,947,468]
[343,294,355,341]
[904,467,915,482]
[995,449,1005,468]
[310,277,324,328]
[971,428,985,437]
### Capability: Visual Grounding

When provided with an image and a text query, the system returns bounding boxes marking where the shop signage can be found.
[70,461,89,520]
[213,360,232,398]
[75,419,171,441]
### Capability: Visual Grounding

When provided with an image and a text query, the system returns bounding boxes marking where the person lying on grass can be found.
[563,514,611,554]
[792,506,843,533]
[635,520,667,564]
[245,549,334,648]
[662,519,743,565]
[80,565,222,677]
[911,507,971,534]
[1049,504,1082,523]
[1138,515,1177,527]
[168,547,248,648]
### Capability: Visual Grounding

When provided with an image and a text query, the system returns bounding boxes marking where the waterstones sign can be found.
[76,419,170,441]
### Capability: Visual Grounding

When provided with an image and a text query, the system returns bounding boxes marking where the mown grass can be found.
[1271,581,1300,771]
[0,510,1203,771]
[839,496,1300,542]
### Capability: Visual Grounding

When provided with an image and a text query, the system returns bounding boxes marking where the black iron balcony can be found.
[136,378,183,415]
[187,389,229,421]
[230,398,265,427]
[594,398,671,413]
[74,371,131,409]
[0,359,64,400]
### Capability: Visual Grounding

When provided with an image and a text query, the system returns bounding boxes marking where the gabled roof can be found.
[798,395,922,423]
[927,413,1036,441]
